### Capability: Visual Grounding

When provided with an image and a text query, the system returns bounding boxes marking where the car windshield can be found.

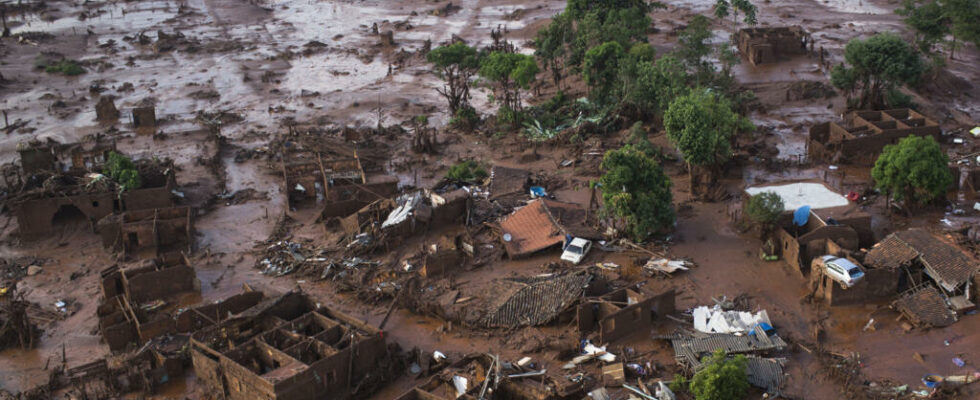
[566,245,583,254]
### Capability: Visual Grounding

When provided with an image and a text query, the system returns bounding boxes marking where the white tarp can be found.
[692,305,771,334]
[382,192,422,228]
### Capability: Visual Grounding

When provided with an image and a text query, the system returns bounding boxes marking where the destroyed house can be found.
[489,165,531,207]
[341,189,471,244]
[746,182,872,275]
[420,229,475,278]
[866,229,977,300]
[190,291,388,400]
[736,26,811,65]
[577,288,675,343]
[97,206,194,258]
[892,285,958,328]
[395,354,559,400]
[499,199,600,258]
[16,138,116,175]
[664,332,788,391]
[97,257,199,352]
[11,154,177,240]
[808,109,941,165]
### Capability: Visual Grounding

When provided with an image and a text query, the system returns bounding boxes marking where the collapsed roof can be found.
[866,229,977,292]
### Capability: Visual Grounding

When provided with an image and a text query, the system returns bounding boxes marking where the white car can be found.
[561,238,592,264]
[816,255,865,287]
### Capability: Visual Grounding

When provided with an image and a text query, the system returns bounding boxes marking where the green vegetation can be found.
[105,151,142,191]
[479,52,539,118]
[689,350,750,400]
[897,0,980,58]
[445,160,488,184]
[625,121,657,158]
[664,88,752,195]
[426,43,479,115]
[599,145,675,241]
[36,56,85,76]
[746,191,785,229]
[871,135,952,208]
[830,33,925,109]
[449,105,480,131]
[583,41,625,102]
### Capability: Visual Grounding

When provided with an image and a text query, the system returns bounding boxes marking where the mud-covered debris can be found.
[257,240,327,276]
[0,286,42,350]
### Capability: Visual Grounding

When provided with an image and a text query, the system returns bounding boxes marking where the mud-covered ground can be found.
[1,0,979,398]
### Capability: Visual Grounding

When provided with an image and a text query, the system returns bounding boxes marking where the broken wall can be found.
[813,267,902,306]
[16,193,116,239]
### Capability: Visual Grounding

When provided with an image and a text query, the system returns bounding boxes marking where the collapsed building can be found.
[488,165,532,208]
[97,256,199,352]
[576,288,675,343]
[745,181,872,274]
[662,331,788,392]
[807,109,941,165]
[190,291,390,400]
[341,189,472,249]
[498,198,601,259]
[276,134,397,213]
[396,353,575,400]
[6,139,178,240]
[97,206,194,259]
[736,26,812,65]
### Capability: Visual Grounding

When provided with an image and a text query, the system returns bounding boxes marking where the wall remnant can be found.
[808,109,941,165]
[97,206,194,259]
[736,26,811,65]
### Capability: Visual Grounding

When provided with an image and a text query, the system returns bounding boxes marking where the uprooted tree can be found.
[426,43,479,115]
[871,135,952,210]
[830,33,924,110]
[664,88,751,198]
[599,144,675,241]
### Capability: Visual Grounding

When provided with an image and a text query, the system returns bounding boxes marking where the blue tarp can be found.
[793,206,811,226]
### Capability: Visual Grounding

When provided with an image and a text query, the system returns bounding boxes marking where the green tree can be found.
[599,145,675,241]
[714,0,758,29]
[677,15,714,84]
[871,135,952,208]
[626,121,657,157]
[896,0,950,53]
[633,55,690,115]
[535,12,574,88]
[746,191,785,231]
[689,350,750,400]
[583,41,626,102]
[944,0,980,59]
[479,52,539,116]
[664,88,750,196]
[830,33,924,109]
[105,151,142,191]
[426,43,479,115]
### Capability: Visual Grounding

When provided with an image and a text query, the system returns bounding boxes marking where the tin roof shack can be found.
[97,257,199,352]
[867,229,977,311]
[190,291,389,400]
[11,153,177,240]
[808,109,941,165]
[499,199,600,259]
[736,26,812,65]
[395,354,559,400]
[577,288,675,343]
[745,182,871,275]
[97,206,194,259]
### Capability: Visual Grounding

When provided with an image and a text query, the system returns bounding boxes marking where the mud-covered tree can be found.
[664,88,750,197]
[746,191,785,232]
[872,135,952,209]
[426,43,479,115]
[689,350,750,400]
[599,144,675,241]
[583,41,625,102]
[830,33,924,109]
[411,115,436,153]
[479,52,539,117]
[713,0,758,29]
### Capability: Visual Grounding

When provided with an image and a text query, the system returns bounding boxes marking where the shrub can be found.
[690,350,749,400]
[746,191,784,227]
[43,59,86,76]
[446,160,488,184]
[105,151,142,191]
[450,105,479,131]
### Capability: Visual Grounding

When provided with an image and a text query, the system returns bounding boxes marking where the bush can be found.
[446,160,488,184]
[42,58,85,76]
[745,191,784,226]
[450,105,480,131]
[886,87,916,109]
[105,151,142,191]
[690,350,749,400]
